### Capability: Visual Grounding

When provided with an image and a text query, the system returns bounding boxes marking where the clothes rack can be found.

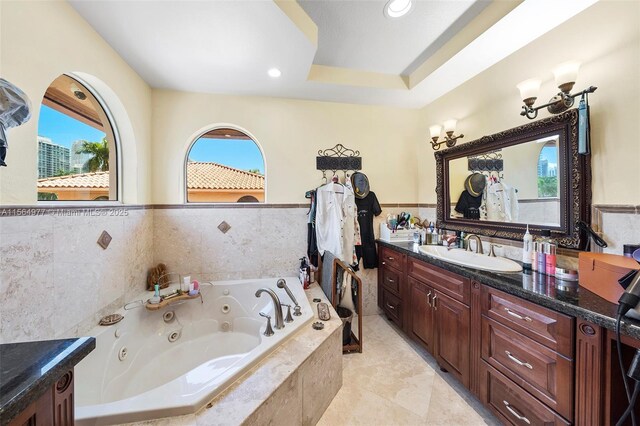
[330,258,363,354]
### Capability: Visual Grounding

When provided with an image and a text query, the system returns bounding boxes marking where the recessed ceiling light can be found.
[384,0,413,18]
[267,68,282,78]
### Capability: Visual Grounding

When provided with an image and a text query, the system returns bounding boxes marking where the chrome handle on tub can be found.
[426,291,432,307]
[505,351,533,369]
[432,293,437,310]
[503,400,531,424]
[385,303,396,311]
[504,307,532,322]
[259,312,274,337]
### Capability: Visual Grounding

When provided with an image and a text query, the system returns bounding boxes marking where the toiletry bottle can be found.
[531,241,538,272]
[182,276,191,293]
[522,225,533,270]
[537,242,547,275]
[546,244,557,276]
[458,231,466,249]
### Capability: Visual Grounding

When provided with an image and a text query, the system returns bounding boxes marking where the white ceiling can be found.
[298,0,487,75]
[68,0,599,108]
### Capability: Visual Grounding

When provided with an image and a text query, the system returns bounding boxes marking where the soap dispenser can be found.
[522,225,533,270]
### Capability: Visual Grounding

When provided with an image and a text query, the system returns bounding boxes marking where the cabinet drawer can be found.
[379,246,406,271]
[381,288,402,328]
[480,361,570,426]
[482,317,574,421]
[381,266,401,295]
[482,286,574,357]
[408,258,470,305]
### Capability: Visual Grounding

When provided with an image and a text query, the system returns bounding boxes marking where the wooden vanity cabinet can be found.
[9,369,74,426]
[405,256,472,387]
[378,246,407,329]
[377,245,589,425]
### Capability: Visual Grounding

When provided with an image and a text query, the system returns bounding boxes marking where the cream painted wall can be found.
[418,0,640,206]
[151,90,421,204]
[0,0,152,205]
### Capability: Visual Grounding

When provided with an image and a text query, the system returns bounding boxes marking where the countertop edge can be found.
[0,337,96,425]
[377,240,640,340]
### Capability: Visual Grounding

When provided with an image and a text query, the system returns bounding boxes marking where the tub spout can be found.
[255,288,284,330]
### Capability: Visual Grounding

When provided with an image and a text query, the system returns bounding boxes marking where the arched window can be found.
[37,74,118,201]
[537,140,559,198]
[186,128,265,203]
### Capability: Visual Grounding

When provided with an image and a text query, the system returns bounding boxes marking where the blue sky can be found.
[38,105,105,148]
[189,138,264,174]
[39,104,264,174]
[539,145,557,165]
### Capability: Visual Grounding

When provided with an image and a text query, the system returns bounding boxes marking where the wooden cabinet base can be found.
[8,370,74,426]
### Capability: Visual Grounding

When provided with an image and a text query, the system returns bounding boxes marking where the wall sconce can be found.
[429,119,464,150]
[517,61,597,120]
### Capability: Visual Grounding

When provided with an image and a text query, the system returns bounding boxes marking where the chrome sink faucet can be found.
[465,234,484,254]
[255,288,284,330]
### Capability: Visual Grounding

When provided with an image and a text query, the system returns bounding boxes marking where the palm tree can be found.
[77,137,109,172]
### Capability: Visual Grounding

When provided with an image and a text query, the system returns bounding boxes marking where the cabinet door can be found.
[409,277,435,354]
[435,290,470,387]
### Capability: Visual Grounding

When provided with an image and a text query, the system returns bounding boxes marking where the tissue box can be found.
[578,252,639,303]
[379,223,414,243]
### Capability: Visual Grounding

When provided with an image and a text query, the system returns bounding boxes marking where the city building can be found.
[70,140,93,173]
[537,158,548,177]
[37,136,70,178]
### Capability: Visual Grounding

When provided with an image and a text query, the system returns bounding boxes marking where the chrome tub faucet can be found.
[255,288,284,330]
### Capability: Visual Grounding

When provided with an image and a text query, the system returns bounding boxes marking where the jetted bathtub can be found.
[75,277,312,425]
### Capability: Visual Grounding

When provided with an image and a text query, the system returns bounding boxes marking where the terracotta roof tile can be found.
[37,171,109,189]
[37,163,264,190]
[186,162,264,190]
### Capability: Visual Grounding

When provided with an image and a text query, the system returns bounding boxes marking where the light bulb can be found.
[553,61,580,93]
[385,0,413,18]
[267,68,282,78]
[429,125,442,140]
[517,78,542,106]
[443,119,457,134]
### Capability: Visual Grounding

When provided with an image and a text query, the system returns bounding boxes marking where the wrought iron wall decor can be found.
[468,151,504,180]
[316,143,361,181]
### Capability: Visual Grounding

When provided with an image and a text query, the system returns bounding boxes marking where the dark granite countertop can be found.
[378,240,640,340]
[0,337,95,425]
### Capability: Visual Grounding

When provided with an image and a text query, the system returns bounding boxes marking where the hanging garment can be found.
[485,180,519,222]
[455,190,482,219]
[306,189,319,267]
[355,191,382,269]
[0,78,32,166]
[315,182,358,264]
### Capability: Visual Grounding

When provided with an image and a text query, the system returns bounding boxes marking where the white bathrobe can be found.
[315,182,358,264]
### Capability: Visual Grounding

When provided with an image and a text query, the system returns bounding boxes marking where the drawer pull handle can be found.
[387,278,395,283]
[426,291,432,307]
[504,308,532,322]
[503,400,531,424]
[381,261,386,265]
[432,294,437,310]
[387,257,395,261]
[385,303,396,311]
[505,351,533,370]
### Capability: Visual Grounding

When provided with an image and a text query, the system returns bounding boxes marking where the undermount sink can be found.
[418,245,522,273]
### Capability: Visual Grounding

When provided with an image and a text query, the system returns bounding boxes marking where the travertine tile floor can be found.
[317,314,498,426]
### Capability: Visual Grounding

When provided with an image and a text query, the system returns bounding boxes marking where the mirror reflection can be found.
[448,135,561,227]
